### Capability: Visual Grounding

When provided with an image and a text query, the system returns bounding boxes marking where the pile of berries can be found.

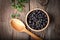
[27,10,48,30]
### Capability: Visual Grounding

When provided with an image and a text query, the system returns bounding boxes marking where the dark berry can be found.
[27,10,48,30]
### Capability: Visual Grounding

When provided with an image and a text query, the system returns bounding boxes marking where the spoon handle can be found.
[24,28,42,40]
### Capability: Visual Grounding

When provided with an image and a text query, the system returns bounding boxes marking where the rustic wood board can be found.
[11,1,30,40]
[0,0,60,40]
[0,0,13,40]
[0,0,29,40]
[45,0,60,40]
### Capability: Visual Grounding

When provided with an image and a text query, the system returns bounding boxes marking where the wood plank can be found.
[0,0,3,39]
[30,0,60,40]
[29,0,46,40]
[30,0,45,10]
[0,0,13,40]
[0,0,29,40]
[45,0,60,40]
[12,1,30,40]
[0,0,60,40]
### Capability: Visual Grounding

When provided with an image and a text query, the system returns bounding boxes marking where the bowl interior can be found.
[26,9,49,32]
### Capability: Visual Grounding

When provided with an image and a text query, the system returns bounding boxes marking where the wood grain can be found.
[11,1,30,40]
[0,0,60,40]
[30,0,60,40]
[0,0,13,40]
[29,0,46,40]
[45,0,60,40]
[0,0,30,40]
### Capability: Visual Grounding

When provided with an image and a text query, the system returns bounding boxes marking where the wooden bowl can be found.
[25,8,49,32]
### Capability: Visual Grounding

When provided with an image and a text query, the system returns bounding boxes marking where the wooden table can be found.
[0,0,60,40]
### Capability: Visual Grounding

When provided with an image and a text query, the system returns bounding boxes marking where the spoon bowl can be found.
[10,19,25,32]
[10,19,42,40]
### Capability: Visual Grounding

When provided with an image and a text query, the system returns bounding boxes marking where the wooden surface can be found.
[0,0,60,40]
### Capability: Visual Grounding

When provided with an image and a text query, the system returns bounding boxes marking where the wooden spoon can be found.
[10,19,42,40]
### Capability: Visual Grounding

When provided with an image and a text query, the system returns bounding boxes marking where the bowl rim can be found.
[25,8,50,32]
